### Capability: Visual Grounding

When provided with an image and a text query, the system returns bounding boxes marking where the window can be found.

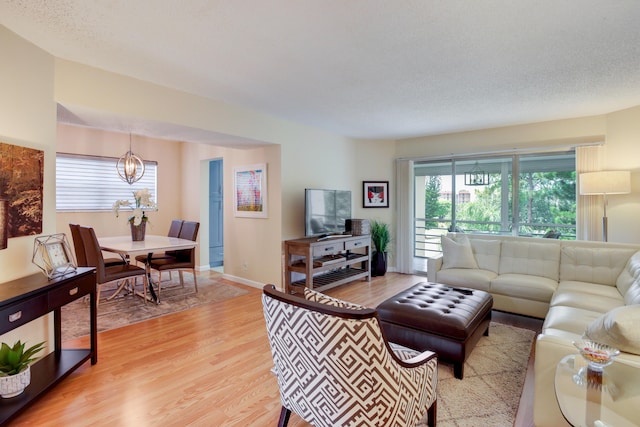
[56,153,158,211]
[414,151,576,258]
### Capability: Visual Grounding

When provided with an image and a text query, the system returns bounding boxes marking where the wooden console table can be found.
[0,267,97,424]
[284,235,371,294]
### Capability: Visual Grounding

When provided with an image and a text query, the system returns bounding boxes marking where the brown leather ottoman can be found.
[377,282,493,379]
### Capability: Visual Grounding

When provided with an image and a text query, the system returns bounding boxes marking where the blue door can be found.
[209,159,223,268]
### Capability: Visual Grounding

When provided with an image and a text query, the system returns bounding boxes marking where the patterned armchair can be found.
[262,285,438,427]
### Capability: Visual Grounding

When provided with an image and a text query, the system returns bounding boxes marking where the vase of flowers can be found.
[113,188,156,241]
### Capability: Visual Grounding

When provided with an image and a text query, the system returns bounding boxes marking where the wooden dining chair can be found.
[134,219,183,268]
[147,221,199,296]
[79,225,150,304]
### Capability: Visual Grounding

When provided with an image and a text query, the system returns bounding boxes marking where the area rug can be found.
[61,275,249,341]
[418,322,536,427]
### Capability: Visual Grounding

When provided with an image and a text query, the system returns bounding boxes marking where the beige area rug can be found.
[61,274,249,341]
[418,322,536,427]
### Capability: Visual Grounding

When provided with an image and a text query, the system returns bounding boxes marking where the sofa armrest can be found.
[427,255,443,282]
[534,333,575,427]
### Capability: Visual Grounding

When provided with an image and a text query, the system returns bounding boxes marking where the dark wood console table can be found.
[0,267,97,424]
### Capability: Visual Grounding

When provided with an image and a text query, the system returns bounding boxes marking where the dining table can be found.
[98,234,198,304]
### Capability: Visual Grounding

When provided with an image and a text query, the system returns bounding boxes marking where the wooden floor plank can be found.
[8,272,540,426]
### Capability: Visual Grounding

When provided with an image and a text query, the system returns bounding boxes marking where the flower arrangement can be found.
[113,188,157,226]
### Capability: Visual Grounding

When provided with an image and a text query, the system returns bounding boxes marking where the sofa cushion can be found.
[616,250,640,297]
[469,238,501,273]
[436,268,495,292]
[498,240,560,281]
[585,305,640,355]
[491,274,557,302]
[543,305,604,336]
[441,235,478,269]
[560,246,635,286]
[551,281,624,313]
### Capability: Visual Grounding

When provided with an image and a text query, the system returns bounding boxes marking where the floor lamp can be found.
[579,170,631,242]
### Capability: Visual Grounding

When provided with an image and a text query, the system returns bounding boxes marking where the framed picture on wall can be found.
[363,181,389,208]
[233,163,268,218]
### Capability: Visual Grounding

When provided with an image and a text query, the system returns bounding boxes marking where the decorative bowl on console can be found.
[573,338,620,371]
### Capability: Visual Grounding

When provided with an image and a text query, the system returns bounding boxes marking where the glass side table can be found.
[555,354,640,427]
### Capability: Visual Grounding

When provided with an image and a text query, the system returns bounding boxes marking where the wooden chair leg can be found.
[277,406,291,427]
[192,268,198,293]
[427,399,437,427]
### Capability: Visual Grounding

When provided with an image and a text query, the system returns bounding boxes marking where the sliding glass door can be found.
[413,151,576,270]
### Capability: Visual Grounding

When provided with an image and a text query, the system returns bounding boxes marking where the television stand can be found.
[284,235,371,294]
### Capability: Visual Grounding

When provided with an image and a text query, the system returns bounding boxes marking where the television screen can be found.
[305,189,352,236]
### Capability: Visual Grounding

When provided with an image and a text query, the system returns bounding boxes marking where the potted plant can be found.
[0,340,45,398]
[370,220,390,276]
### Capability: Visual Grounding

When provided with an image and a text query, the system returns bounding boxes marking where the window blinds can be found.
[56,153,158,211]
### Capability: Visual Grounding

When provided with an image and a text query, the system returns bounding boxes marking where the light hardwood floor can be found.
[9,272,541,426]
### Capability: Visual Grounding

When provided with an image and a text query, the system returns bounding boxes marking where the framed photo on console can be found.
[363,181,389,208]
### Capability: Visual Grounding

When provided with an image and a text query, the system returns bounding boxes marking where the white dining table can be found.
[99,234,198,304]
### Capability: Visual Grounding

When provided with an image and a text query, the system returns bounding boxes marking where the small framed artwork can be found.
[363,181,389,208]
[233,163,268,218]
[32,233,77,279]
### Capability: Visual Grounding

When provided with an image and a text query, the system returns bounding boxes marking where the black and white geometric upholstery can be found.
[262,285,438,427]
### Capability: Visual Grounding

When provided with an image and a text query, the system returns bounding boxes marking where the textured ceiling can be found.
[2,1,640,143]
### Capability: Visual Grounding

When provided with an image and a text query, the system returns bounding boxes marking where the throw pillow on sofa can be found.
[585,305,640,355]
[441,235,478,270]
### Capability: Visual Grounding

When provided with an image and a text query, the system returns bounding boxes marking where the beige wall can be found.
[181,141,283,286]
[53,59,389,288]
[0,26,56,349]
[56,125,183,242]
[602,106,640,242]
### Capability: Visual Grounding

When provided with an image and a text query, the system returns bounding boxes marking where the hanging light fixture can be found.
[117,133,145,184]
[464,162,489,186]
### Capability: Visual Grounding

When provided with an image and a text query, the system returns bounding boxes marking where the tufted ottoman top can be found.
[377,282,493,341]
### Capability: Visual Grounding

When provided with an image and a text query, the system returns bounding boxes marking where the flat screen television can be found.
[305,189,352,237]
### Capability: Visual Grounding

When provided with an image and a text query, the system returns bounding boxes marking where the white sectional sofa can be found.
[427,232,640,427]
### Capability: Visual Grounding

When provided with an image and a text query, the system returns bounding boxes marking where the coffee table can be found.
[377,282,493,379]
[555,354,640,427]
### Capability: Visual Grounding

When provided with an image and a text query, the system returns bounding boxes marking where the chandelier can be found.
[116,133,145,184]
[464,162,489,186]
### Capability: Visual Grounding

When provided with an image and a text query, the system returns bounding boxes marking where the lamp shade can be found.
[579,171,631,195]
